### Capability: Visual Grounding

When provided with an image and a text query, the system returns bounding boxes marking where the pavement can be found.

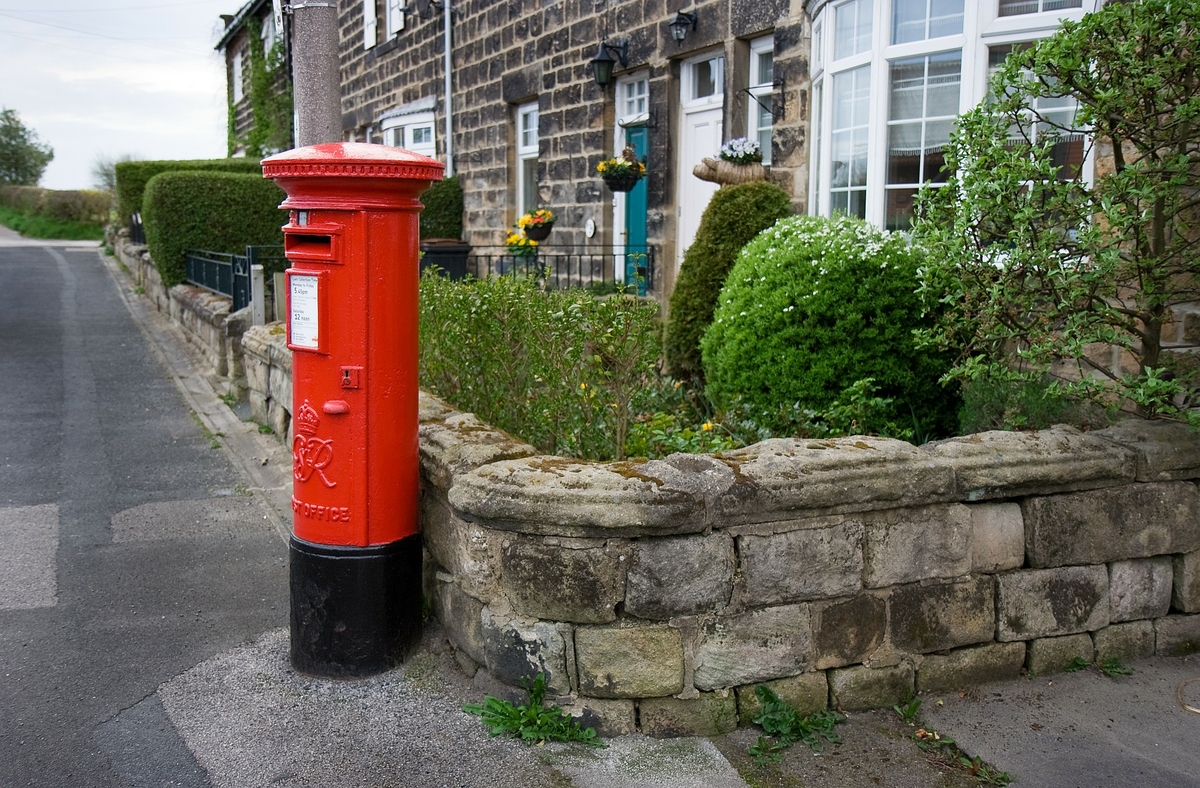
[5,222,1198,787]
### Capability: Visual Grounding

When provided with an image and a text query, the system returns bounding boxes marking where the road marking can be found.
[0,504,59,610]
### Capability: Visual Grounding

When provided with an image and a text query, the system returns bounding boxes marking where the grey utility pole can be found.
[290,0,342,146]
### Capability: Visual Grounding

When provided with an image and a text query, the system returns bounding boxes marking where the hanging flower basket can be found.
[602,171,643,192]
[694,138,768,185]
[518,209,555,241]
[693,157,767,185]
[524,223,554,241]
[598,146,647,193]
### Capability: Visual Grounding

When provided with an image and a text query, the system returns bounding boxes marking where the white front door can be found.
[677,53,725,271]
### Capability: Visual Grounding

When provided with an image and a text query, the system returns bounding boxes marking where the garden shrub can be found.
[665,181,794,381]
[141,170,286,287]
[115,158,264,224]
[0,186,108,223]
[0,185,44,213]
[701,215,958,439]
[956,374,1109,435]
[420,175,463,240]
[419,272,662,461]
[0,185,108,239]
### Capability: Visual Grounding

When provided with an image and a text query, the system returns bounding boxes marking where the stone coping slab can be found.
[432,401,1174,536]
[919,426,1137,501]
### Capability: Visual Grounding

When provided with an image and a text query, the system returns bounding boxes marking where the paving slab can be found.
[923,656,1200,788]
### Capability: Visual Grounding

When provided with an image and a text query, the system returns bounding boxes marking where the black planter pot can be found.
[419,238,471,280]
[602,172,642,192]
[524,223,554,241]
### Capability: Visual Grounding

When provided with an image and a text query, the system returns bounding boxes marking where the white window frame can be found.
[619,77,649,124]
[261,12,278,48]
[363,0,378,49]
[681,51,725,111]
[809,0,1099,230]
[748,36,775,166]
[382,111,436,157]
[386,0,405,39]
[516,102,539,216]
[232,50,244,103]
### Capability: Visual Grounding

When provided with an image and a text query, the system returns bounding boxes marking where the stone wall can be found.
[242,323,293,444]
[419,393,1200,737]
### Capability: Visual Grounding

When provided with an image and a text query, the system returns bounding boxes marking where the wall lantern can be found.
[668,10,697,42]
[590,38,629,87]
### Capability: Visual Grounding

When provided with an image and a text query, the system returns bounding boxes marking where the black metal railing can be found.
[465,245,655,294]
[184,245,285,313]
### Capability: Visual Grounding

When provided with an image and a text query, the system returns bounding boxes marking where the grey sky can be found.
[0,0,238,190]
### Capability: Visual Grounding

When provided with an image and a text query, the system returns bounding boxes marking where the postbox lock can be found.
[340,366,362,389]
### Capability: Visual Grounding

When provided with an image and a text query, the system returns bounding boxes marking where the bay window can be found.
[809,0,1097,231]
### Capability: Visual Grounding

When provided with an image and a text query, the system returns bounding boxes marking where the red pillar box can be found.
[262,143,443,678]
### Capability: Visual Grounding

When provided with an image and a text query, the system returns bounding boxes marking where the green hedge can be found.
[142,170,285,287]
[115,158,264,224]
[0,185,109,224]
[665,181,794,381]
[420,175,463,240]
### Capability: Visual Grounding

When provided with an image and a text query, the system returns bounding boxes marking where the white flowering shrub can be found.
[718,137,762,165]
[701,215,959,438]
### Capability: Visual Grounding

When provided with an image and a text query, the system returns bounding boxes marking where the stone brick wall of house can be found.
[226,25,255,147]
[338,0,810,297]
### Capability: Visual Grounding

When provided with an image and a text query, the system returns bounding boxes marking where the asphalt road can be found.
[0,239,288,787]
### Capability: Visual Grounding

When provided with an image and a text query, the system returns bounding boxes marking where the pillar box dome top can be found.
[263,143,444,208]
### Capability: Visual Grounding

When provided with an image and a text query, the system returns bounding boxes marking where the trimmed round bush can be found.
[142,170,285,287]
[665,180,793,380]
[701,215,958,437]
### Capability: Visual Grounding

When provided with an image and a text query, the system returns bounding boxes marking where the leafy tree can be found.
[0,108,54,186]
[914,0,1200,427]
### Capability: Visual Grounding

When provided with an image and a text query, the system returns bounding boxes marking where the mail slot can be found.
[262,143,444,678]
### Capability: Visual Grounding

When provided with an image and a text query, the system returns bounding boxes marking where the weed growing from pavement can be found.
[893,690,922,725]
[747,686,844,766]
[463,673,604,748]
[913,727,1012,785]
[190,410,224,448]
[1063,657,1090,672]
[1100,658,1134,677]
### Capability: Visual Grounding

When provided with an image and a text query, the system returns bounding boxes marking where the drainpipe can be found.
[443,1,454,176]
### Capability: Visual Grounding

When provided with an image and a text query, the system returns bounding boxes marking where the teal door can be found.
[624,125,649,295]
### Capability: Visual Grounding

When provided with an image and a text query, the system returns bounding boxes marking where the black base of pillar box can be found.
[289,534,423,678]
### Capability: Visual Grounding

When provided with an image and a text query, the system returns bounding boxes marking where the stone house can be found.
[339,0,807,298]
[218,0,1104,301]
[218,0,292,157]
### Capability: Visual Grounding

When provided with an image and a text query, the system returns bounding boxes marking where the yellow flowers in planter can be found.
[518,209,555,230]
